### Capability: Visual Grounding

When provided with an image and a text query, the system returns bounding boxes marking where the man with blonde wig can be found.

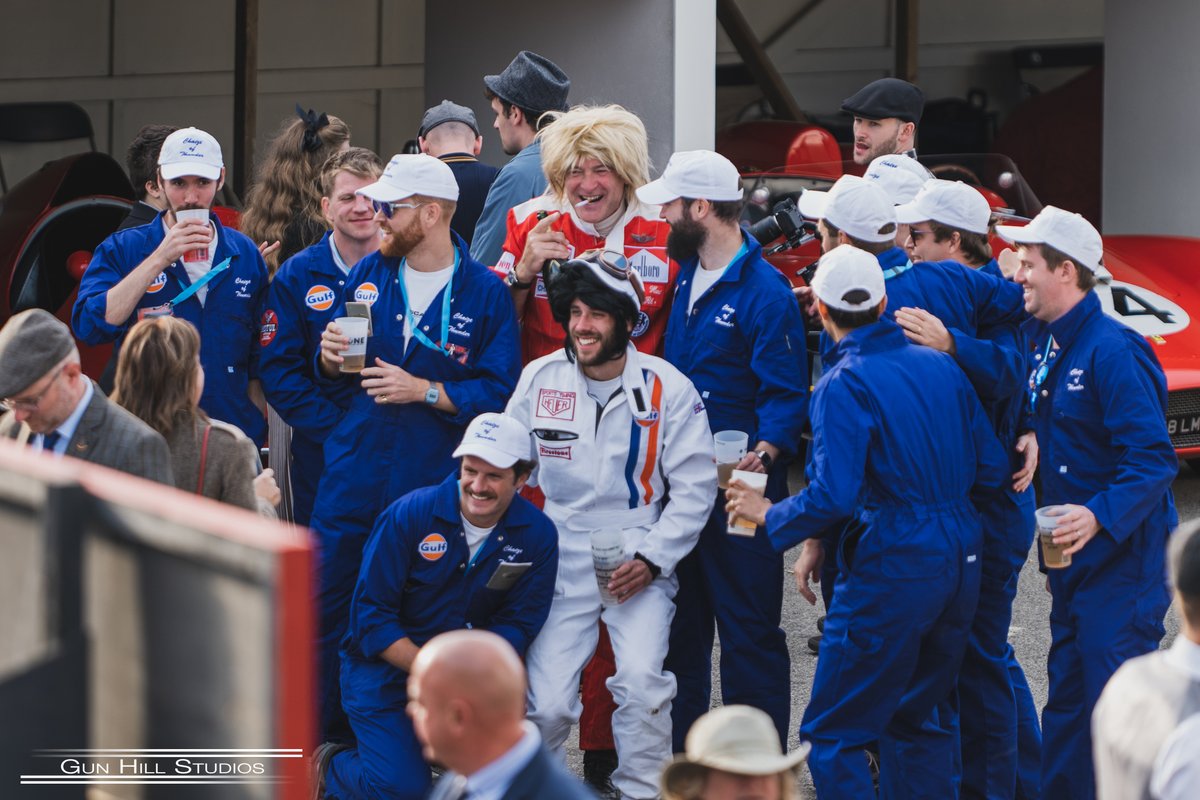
[494,104,679,363]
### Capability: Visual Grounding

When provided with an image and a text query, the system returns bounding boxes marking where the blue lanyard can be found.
[465,537,489,572]
[397,249,459,356]
[1027,336,1056,414]
[883,259,914,280]
[169,257,231,307]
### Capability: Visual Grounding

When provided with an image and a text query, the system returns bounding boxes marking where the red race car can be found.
[721,124,1200,467]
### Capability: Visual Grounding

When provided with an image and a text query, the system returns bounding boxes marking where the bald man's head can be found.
[408,631,528,773]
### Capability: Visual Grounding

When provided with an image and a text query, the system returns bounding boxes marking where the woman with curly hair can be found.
[241,105,351,275]
[113,316,279,517]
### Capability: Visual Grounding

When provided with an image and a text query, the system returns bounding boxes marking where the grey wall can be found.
[1103,0,1200,236]
[0,0,427,192]
[425,0,681,174]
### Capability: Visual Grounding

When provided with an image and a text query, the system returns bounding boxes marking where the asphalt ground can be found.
[563,460,1199,798]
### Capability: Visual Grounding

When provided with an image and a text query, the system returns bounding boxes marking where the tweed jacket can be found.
[0,381,173,484]
[165,416,275,518]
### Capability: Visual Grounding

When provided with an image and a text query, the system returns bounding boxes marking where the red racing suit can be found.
[494,195,678,362]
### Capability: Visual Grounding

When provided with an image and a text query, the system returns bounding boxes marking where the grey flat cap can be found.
[419,100,480,138]
[484,51,570,115]
[0,309,76,398]
[842,78,925,124]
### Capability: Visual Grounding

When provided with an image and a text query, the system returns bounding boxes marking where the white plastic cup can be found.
[1035,505,1071,569]
[336,316,370,373]
[714,430,749,489]
[175,208,212,263]
[590,529,624,606]
[727,469,768,536]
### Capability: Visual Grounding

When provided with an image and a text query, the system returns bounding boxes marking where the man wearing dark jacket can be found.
[419,100,499,247]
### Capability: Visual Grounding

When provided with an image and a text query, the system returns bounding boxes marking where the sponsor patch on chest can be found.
[306,284,336,312]
[627,248,669,284]
[538,442,572,460]
[259,309,278,346]
[354,282,380,305]
[418,533,448,561]
[536,389,576,420]
[146,271,168,294]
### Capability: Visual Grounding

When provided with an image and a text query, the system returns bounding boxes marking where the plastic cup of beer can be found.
[714,430,749,490]
[590,529,624,606]
[336,316,369,373]
[1036,505,1071,569]
[175,208,211,263]
[727,469,768,536]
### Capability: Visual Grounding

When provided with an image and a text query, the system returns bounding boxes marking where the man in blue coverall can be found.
[259,147,383,526]
[637,150,808,749]
[313,153,521,740]
[996,206,1177,800]
[316,413,559,800]
[897,178,1042,799]
[72,126,269,443]
[728,244,1008,799]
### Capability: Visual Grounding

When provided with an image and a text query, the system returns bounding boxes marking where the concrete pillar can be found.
[1103,0,1200,235]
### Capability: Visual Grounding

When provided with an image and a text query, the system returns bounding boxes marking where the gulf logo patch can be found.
[305,284,336,312]
[354,282,380,305]
[418,533,448,561]
[146,272,168,294]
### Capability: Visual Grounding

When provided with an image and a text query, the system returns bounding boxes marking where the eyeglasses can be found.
[1,365,65,412]
[371,199,426,219]
[908,228,934,241]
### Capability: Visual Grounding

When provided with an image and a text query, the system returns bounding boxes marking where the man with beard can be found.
[312,154,521,741]
[637,150,808,751]
[73,126,270,444]
[841,77,925,166]
[259,147,383,527]
[505,253,716,800]
[314,414,558,800]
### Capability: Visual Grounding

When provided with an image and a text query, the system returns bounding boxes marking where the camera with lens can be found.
[747,198,815,255]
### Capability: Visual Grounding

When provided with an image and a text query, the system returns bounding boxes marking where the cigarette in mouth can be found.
[575,198,593,208]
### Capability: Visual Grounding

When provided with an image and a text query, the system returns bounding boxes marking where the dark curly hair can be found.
[546,262,639,360]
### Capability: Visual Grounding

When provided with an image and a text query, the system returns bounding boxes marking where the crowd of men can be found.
[0,48,1189,800]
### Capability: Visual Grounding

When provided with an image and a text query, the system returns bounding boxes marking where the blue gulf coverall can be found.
[258,232,356,526]
[662,232,808,748]
[310,233,520,739]
[1023,290,1177,800]
[325,472,558,800]
[72,211,269,444]
[885,256,1043,799]
[773,318,1007,799]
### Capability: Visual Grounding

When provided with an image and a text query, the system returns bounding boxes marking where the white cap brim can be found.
[893,201,928,226]
[356,179,418,203]
[797,189,829,220]
[452,440,520,469]
[635,179,680,206]
[160,162,222,181]
[994,223,1110,279]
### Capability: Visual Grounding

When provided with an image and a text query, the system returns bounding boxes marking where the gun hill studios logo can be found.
[20,749,301,787]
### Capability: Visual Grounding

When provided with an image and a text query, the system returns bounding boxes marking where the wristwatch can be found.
[754,449,774,470]
[504,268,533,289]
[424,384,440,405]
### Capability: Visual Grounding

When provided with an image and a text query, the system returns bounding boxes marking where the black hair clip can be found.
[295,104,330,152]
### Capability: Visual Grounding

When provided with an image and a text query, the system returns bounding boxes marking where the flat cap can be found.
[484,51,570,116]
[0,309,76,398]
[842,78,925,124]
[419,100,480,138]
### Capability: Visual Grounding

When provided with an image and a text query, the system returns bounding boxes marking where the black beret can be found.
[0,309,76,398]
[842,78,925,124]
[484,51,570,116]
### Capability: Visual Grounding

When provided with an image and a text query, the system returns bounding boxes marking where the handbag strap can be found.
[196,424,212,495]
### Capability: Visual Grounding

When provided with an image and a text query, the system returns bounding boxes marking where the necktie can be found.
[41,431,62,453]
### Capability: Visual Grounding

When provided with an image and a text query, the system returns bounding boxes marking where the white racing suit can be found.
[506,345,717,800]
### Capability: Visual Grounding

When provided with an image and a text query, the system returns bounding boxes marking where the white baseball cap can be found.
[895,179,991,234]
[636,150,744,205]
[811,244,886,312]
[158,127,224,181]
[452,413,531,468]
[357,153,460,203]
[798,175,896,243]
[995,205,1109,278]
[864,154,930,205]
